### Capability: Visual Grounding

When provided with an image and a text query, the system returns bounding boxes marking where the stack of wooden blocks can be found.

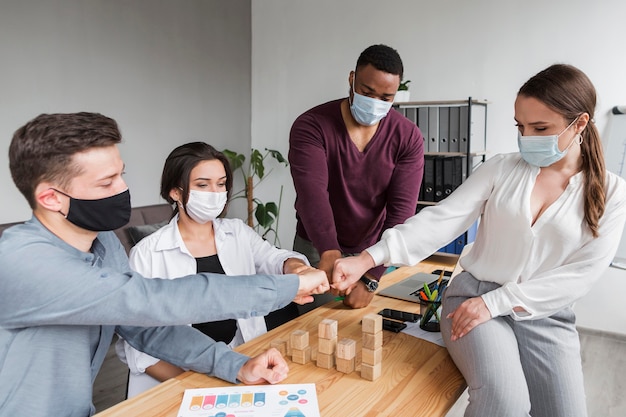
[317,319,337,369]
[336,337,356,374]
[290,330,311,364]
[361,313,383,381]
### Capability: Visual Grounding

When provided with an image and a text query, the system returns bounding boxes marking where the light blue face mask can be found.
[517,117,580,167]
[349,81,393,126]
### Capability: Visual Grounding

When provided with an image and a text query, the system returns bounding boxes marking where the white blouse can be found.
[117,215,308,396]
[368,153,626,320]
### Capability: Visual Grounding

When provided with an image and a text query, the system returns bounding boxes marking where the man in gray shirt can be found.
[0,112,329,417]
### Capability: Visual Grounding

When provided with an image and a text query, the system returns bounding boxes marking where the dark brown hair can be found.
[356,44,404,80]
[518,64,605,237]
[160,142,233,218]
[9,112,122,208]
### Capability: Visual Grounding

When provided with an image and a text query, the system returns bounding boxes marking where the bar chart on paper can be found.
[176,384,320,417]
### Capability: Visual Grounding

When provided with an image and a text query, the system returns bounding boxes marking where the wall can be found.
[0,0,251,223]
[251,0,626,334]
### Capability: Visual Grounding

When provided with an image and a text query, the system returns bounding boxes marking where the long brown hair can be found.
[518,64,605,237]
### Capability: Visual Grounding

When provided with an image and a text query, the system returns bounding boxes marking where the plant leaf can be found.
[255,203,276,228]
[265,148,288,165]
[250,149,264,178]
[223,149,245,171]
[264,201,278,216]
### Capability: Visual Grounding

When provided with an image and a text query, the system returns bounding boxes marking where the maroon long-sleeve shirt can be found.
[289,98,424,279]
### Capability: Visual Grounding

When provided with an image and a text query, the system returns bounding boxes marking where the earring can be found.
[576,133,583,145]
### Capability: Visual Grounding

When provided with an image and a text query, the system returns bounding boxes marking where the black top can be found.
[191,255,238,344]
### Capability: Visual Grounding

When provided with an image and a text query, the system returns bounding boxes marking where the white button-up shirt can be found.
[118,215,308,396]
[368,153,626,320]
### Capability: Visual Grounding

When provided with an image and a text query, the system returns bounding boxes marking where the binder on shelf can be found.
[434,156,444,202]
[455,221,478,254]
[395,107,406,117]
[469,104,487,154]
[467,220,478,243]
[438,107,449,153]
[459,105,469,154]
[428,107,439,152]
[454,233,467,255]
[417,107,429,150]
[405,107,417,124]
[442,156,455,199]
[449,106,460,152]
[423,156,435,202]
[453,155,467,190]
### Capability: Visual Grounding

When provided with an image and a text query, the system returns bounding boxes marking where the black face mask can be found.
[54,188,132,231]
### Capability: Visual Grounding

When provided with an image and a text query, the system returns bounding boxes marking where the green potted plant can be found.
[395,79,411,102]
[223,148,288,246]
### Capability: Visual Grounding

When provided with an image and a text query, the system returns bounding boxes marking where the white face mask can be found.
[183,190,227,224]
[349,80,393,126]
[517,117,580,167]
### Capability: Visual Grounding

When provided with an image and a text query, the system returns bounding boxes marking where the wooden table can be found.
[96,256,466,417]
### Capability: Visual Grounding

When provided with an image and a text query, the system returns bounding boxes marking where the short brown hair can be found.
[9,112,122,208]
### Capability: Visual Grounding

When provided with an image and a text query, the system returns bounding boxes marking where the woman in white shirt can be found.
[332,64,626,417]
[117,142,310,397]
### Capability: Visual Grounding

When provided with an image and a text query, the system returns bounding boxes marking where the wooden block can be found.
[291,346,311,364]
[362,330,383,349]
[362,347,383,365]
[362,313,383,334]
[361,362,382,381]
[336,357,355,374]
[318,319,338,339]
[318,336,337,355]
[336,338,356,360]
[290,330,309,350]
[316,352,335,369]
[270,339,288,356]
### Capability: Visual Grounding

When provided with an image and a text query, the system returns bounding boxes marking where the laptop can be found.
[377,272,449,303]
[378,242,473,303]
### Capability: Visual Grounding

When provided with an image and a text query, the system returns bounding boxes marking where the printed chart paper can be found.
[177,383,320,417]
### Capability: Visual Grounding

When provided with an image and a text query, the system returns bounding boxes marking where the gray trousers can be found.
[440,272,587,417]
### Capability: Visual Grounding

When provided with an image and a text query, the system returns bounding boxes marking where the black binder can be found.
[453,156,466,190]
[434,156,444,202]
[423,155,435,202]
[442,156,455,199]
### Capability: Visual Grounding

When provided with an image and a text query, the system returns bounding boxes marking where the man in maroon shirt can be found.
[289,44,424,309]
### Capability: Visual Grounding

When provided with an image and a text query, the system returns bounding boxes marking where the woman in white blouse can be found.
[332,64,626,417]
[117,142,310,397]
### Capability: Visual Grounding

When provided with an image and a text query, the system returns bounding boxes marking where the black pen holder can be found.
[419,299,442,332]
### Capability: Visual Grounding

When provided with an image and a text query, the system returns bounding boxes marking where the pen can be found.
[423,282,432,300]
[434,269,445,293]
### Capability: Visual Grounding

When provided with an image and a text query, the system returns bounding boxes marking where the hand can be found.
[331,251,375,293]
[237,348,289,385]
[342,281,375,308]
[446,296,492,341]
[318,250,342,284]
[282,258,310,275]
[294,268,329,305]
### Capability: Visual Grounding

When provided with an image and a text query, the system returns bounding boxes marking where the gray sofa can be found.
[0,203,173,253]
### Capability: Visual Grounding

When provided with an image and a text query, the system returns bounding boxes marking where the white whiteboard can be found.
[603,106,626,263]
